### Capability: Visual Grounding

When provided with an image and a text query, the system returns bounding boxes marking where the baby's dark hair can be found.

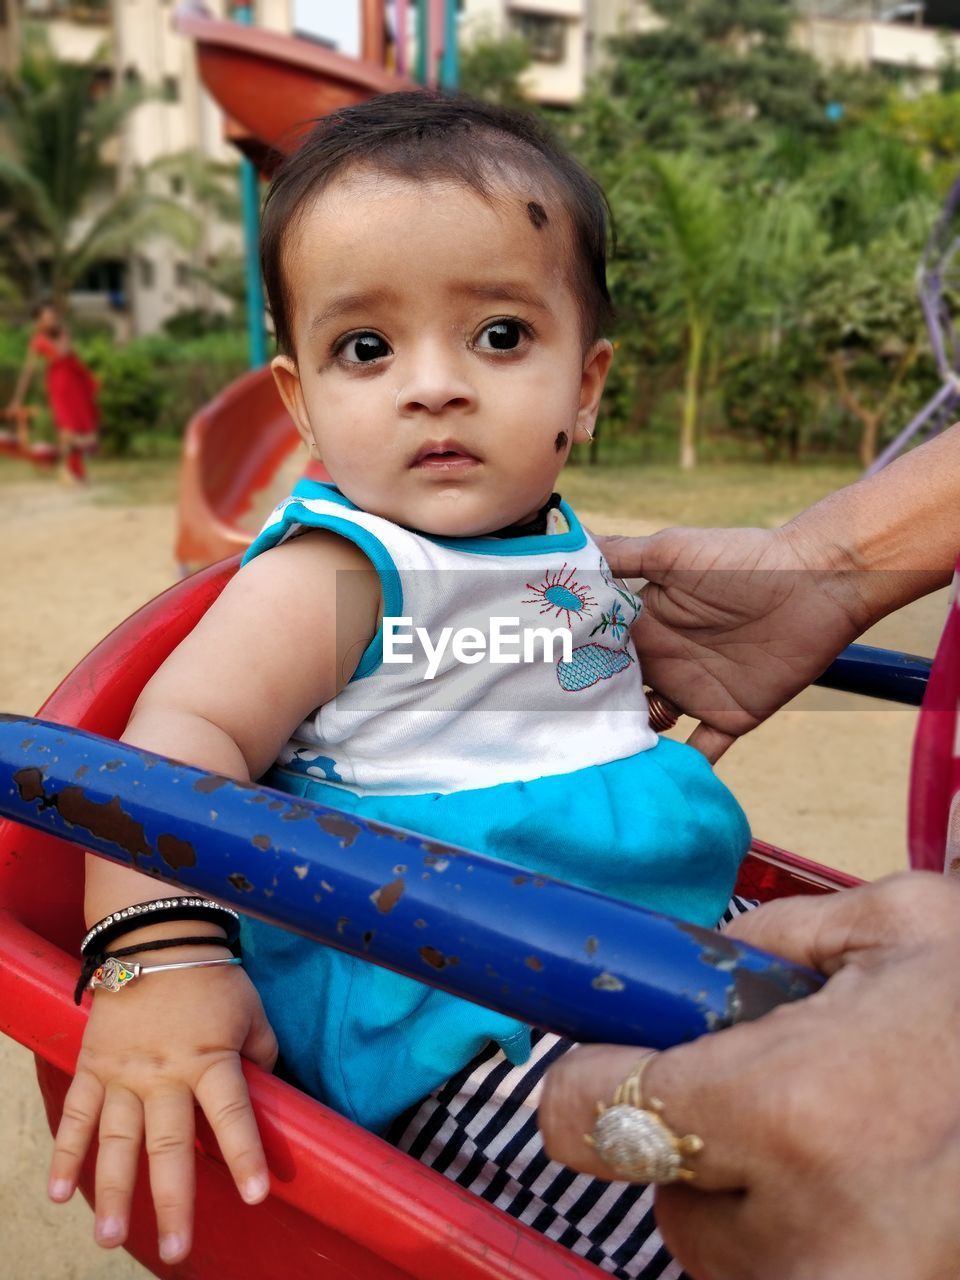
[260,91,614,355]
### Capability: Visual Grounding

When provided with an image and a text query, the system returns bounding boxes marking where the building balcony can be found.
[508,0,582,19]
[793,1,959,29]
[22,0,111,24]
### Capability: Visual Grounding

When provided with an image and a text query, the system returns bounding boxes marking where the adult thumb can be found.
[722,884,894,977]
[593,531,659,579]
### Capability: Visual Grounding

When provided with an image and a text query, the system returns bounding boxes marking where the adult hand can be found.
[539,872,960,1280]
[598,525,872,761]
[48,954,278,1264]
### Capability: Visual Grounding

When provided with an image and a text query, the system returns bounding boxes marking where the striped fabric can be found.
[387,896,757,1279]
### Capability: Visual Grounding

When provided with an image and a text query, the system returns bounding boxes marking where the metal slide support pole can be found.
[415,0,429,83]
[233,4,268,369]
[440,0,459,89]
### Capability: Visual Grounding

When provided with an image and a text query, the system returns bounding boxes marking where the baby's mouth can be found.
[411,440,481,470]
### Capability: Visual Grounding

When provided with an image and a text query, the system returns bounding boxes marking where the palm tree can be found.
[0,25,194,311]
[639,153,740,470]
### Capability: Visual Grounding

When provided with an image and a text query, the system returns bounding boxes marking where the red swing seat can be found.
[0,562,858,1279]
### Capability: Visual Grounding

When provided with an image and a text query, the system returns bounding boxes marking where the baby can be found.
[51,94,749,1279]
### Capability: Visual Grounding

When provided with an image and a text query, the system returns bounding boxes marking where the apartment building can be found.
[792,2,960,81]
[461,1,656,104]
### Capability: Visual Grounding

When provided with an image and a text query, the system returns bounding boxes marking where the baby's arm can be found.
[50,531,380,1263]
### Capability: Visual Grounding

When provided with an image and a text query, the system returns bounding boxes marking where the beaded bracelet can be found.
[81,897,241,957]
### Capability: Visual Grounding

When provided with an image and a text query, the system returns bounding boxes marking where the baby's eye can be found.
[475,320,527,352]
[337,332,391,363]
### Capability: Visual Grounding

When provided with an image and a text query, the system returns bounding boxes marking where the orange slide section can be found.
[174,365,328,572]
[172,6,408,568]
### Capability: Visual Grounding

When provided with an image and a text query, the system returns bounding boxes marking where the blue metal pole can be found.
[233,5,268,369]
[440,0,458,90]
[816,644,933,707]
[414,0,429,84]
[0,715,823,1046]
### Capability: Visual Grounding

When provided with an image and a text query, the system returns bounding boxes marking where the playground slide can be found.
[175,5,410,163]
[172,7,410,568]
[174,364,331,570]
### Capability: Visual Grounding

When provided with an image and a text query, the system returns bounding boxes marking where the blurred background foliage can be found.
[2,1,958,467]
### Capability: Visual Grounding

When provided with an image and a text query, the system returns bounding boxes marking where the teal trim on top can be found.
[290,478,356,507]
[284,481,588,558]
[241,493,402,681]
[420,500,586,556]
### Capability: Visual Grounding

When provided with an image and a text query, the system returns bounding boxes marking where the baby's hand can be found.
[48,951,278,1264]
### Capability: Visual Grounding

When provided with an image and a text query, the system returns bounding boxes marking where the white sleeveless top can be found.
[244,481,657,797]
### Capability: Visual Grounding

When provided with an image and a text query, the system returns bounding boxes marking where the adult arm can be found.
[539,872,960,1280]
[599,424,960,760]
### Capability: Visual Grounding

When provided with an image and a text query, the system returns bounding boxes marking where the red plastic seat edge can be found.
[0,910,600,1280]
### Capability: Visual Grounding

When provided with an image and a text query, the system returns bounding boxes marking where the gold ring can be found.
[585,1052,704,1183]
[646,690,681,733]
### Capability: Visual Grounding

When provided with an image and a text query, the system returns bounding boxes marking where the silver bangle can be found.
[89,955,242,993]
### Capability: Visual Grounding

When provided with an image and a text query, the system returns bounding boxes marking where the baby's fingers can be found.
[144,1085,196,1265]
[94,1083,144,1248]
[49,1067,105,1204]
[195,1057,270,1206]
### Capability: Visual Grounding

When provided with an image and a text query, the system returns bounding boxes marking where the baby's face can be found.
[272,171,611,537]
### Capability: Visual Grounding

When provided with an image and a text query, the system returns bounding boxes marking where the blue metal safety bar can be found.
[0,715,823,1049]
[816,643,933,707]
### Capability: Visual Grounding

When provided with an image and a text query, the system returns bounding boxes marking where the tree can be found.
[0,26,194,311]
[604,0,837,153]
[459,30,531,107]
[809,233,933,468]
[637,153,741,469]
[885,89,960,195]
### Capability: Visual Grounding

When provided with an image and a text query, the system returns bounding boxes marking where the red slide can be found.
[173,5,410,569]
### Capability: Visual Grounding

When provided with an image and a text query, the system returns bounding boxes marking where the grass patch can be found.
[87,457,182,507]
[0,452,864,528]
[0,455,181,506]
[561,459,861,527]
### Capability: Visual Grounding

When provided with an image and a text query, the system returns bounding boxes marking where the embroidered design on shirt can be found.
[590,599,630,639]
[524,564,598,626]
[557,643,633,692]
[600,558,644,618]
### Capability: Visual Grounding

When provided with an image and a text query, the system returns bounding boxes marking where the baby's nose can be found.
[395,354,476,416]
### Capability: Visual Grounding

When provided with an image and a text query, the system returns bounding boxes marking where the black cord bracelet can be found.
[107,934,243,962]
[81,897,241,957]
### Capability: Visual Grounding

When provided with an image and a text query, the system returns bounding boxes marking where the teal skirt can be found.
[242,737,750,1132]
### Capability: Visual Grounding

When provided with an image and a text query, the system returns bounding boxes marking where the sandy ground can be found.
[0,477,949,1279]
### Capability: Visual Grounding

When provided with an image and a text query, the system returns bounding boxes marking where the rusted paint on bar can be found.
[0,715,825,1048]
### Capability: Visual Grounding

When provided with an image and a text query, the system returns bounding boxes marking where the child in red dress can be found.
[8,304,99,483]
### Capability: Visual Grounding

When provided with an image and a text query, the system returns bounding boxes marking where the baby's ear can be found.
[574,339,613,444]
[271,355,319,457]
